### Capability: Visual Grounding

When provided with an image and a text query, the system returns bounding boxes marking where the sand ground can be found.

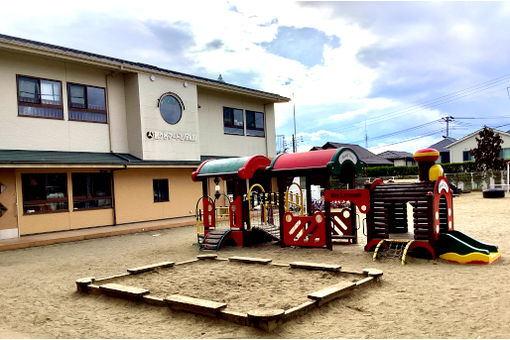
[0,192,509,339]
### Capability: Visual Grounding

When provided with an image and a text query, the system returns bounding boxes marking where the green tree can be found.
[470,126,504,188]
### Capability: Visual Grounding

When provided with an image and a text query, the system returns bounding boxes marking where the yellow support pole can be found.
[401,240,415,265]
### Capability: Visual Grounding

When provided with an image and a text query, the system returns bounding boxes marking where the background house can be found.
[311,142,393,167]
[377,150,415,166]
[428,137,457,163]
[447,128,510,163]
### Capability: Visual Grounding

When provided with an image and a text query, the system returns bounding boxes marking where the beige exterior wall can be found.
[15,168,114,235]
[137,73,201,161]
[124,73,144,158]
[106,72,130,153]
[0,49,115,153]
[0,169,18,231]
[11,167,200,235]
[114,168,200,224]
[197,88,276,158]
[0,48,280,161]
[448,132,510,163]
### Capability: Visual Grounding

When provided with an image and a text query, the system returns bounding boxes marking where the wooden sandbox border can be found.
[76,255,383,331]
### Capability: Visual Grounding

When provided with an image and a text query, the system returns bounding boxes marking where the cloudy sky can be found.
[2,1,510,153]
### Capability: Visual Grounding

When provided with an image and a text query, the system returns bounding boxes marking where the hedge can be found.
[363,159,509,178]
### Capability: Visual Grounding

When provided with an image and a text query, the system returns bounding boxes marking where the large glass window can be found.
[223,107,244,135]
[21,173,68,214]
[17,75,63,119]
[72,173,112,210]
[68,83,107,123]
[246,110,265,137]
[153,179,169,202]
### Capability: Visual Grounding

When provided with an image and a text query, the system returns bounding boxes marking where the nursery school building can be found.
[0,34,289,241]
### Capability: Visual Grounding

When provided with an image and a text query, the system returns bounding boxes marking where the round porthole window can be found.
[159,94,182,125]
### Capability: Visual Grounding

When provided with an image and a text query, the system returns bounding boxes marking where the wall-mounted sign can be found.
[146,130,197,142]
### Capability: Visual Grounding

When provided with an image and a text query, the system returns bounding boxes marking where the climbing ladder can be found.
[372,239,415,265]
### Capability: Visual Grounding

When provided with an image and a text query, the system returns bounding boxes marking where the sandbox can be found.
[76,255,382,331]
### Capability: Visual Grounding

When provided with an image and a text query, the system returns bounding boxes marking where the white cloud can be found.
[328,97,398,121]
[298,130,344,141]
[369,135,440,154]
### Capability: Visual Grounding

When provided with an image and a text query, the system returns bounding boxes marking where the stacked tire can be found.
[483,189,505,199]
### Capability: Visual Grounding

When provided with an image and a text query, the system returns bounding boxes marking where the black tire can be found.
[483,189,505,199]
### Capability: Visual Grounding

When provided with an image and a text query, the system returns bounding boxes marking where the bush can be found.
[365,165,417,177]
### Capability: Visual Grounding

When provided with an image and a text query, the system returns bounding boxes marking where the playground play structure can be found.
[192,147,500,264]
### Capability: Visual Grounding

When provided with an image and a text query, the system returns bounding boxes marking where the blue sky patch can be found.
[260,26,340,68]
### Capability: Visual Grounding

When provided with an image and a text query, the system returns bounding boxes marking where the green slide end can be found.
[437,230,498,256]
[437,230,500,264]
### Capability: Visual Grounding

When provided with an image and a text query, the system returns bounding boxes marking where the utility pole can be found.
[364,120,368,148]
[442,116,454,137]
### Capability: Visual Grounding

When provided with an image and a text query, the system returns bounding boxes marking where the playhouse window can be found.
[153,179,169,202]
[72,173,112,210]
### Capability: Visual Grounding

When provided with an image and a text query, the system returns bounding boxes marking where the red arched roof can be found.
[192,155,270,181]
[268,149,337,172]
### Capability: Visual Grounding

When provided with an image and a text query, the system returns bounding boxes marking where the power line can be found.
[352,118,443,144]
[369,129,445,149]
[332,75,510,136]
[363,75,510,125]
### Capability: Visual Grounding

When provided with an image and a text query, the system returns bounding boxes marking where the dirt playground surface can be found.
[0,191,509,338]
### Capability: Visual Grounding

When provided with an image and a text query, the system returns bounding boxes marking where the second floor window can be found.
[246,110,265,137]
[223,107,244,135]
[68,83,107,123]
[17,75,63,119]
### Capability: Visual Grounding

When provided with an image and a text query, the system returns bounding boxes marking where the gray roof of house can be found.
[0,150,200,167]
[318,142,393,166]
[428,137,457,152]
[377,150,414,160]
[0,33,289,103]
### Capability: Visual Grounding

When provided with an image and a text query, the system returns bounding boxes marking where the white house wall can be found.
[448,133,510,163]
[197,88,276,158]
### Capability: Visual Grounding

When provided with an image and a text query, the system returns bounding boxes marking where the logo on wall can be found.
[146,130,197,142]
